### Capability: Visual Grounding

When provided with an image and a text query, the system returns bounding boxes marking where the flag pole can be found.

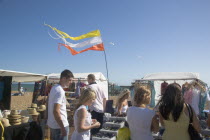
[103,47,109,81]
[103,46,110,98]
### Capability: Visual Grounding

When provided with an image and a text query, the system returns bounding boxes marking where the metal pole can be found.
[103,45,110,98]
[103,48,109,81]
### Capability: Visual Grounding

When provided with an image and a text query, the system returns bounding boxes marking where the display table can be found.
[3,121,43,140]
[202,129,210,137]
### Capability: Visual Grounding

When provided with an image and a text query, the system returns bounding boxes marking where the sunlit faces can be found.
[87,78,93,84]
[121,94,129,102]
[121,91,130,101]
[63,77,73,87]
[86,98,96,106]
[125,94,130,99]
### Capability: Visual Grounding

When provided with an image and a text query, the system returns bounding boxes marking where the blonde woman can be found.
[71,88,101,140]
[127,87,159,140]
[116,89,130,115]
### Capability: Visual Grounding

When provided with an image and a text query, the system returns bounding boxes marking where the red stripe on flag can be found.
[58,43,104,55]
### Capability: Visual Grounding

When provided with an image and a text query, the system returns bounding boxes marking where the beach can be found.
[10,91,33,110]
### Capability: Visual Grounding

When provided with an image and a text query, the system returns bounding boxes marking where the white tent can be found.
[136,72,202,105]
[142,72,199,81]
[47,72,108,99]
[0,69,47,82]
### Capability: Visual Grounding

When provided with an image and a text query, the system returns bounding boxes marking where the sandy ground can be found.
[11,94,120,110]
[11,92,34,110]
[10,91,48,110]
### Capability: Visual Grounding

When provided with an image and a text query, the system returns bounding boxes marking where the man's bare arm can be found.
[53,103,66,136]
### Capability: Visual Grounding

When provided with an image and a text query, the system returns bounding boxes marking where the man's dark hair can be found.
[60,69,74,79]
[88,74,95,81]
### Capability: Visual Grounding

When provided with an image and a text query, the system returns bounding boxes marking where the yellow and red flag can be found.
[45,24,104,55]
[58,43,104,55]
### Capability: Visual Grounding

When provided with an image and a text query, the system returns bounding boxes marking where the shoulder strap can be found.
[188,105,194,123]
[186,103,193,123]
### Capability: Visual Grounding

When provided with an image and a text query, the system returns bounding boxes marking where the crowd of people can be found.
[46,69,206,140]
[47,70,107,140]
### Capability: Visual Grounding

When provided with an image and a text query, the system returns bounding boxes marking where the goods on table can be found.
[92,131,116,140]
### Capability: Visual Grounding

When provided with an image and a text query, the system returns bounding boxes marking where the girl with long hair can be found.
[159,83,200,140]
[116,89,130,115]
[71,88,100,140]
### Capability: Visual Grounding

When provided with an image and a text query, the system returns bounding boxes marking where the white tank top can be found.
[71,105,92,140]
[121,105,128,113]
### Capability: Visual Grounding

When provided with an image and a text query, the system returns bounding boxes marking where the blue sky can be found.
[0,0,210,85]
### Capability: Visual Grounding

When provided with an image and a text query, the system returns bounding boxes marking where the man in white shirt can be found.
[47,69,74,140]
[87,74,107,135]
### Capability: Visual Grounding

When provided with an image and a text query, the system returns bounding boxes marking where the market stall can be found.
[133,72,207,107]
[0,69,47,140]
[47,72,109,138]
[47,72,108,98]
[0,69,47,110]
[133,72,209,139]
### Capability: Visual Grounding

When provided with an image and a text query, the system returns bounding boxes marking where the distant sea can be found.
[12,84,35,92]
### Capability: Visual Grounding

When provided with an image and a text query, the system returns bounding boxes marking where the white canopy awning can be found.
[47,72,108,99]
[0,69,47,82]
[47,72,107,81]
[134,72,206,106]
[140,72,200,81]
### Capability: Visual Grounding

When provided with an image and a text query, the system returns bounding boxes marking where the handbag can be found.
[186,104,202,140]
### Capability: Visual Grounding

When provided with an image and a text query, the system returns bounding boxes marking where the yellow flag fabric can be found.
[45,24,101,40]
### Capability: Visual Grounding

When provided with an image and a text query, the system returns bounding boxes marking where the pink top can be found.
[184,89,193,104]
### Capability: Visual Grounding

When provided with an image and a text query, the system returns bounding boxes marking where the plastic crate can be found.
[92,136,116,140]
[103,116,126,128]
[103,121,125,128]
[107,116,126,121]
[92,131,117,140]
[201,129,210,136]
[92,137,116,140]
[100,124,120,135]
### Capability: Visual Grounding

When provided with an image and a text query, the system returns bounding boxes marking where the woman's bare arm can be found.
[158,112,165,127]
[151,114,159,133]
[77,108,100,133]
